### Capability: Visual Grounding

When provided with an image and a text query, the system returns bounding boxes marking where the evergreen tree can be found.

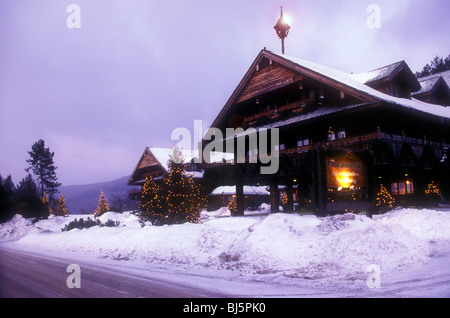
[416,54,450,77]
[15,174,47,219]
[227,195,238,214]
[425,181,441,205]
[445,55,450,70]
[139,177,164,225]
[42,192,52,217]
[0,174,16,223]
[25,139,61,199]
[375,184,395,212]
[94,190,109,218]
[430,56,446,74]
[54,193,69,217]
[164,146,205,224]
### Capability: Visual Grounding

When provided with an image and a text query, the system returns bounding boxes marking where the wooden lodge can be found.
[201,49,450,216]
[127,147,204,199]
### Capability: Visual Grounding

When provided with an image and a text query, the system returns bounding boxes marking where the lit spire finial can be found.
[273,6,291,54]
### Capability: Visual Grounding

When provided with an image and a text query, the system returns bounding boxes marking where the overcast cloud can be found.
[0,0,449,185]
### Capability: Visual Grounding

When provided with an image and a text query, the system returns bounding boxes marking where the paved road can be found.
[0,247,226,298]
[2,243,450,298]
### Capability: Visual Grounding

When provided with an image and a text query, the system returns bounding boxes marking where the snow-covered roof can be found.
[271,51,450,119]
[414,70,450,95]
[147,148,195,172]
[441,69,450,86]
[415,76,442,95]
[209,185,270,196]
[351,61,404,84]
[149,147,234,172]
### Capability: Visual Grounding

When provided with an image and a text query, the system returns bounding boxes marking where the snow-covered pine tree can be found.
[94,190,109,218]
[54,193,69,217]
[164,146,205,224]
[139,177,164,225]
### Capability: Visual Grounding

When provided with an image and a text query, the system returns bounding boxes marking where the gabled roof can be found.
[352,60,421,92]
[127,147,234,185]
[211,49,378,128]
[440,69,450,86]
[413,75,450,96]
[211,49,450,129]
[149,147,197,172]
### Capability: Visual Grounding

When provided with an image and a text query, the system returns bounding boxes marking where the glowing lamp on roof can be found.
[274,6,291,55]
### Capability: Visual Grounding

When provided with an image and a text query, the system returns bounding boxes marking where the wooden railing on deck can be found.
[244,96,316,124]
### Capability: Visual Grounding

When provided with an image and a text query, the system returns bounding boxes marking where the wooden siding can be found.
[236,62,303,103]
[138,153,160,169]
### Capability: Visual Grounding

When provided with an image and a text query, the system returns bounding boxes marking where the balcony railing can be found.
[244,96,316,125]
[202,129,447,167]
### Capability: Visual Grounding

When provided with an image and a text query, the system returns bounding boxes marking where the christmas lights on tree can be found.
[425,181,441,205]
[227,195,238,214]
[54,193,69,217]
[42,192,52,217]
[94,189,109,218]
[139,177,164,225]
[164,146,206,224]
[375,184,395,211]
[425,181,440,196]
[281,193,288,205]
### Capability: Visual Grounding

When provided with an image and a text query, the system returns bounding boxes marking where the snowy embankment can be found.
[1,208,449,281]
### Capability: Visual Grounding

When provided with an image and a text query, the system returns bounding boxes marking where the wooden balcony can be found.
[244,96,316,125]
[327,132,380,147]
[202,130,448,168]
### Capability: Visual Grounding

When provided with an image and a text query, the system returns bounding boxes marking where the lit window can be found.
[337,131,346,139]
[297,139,309,147]
[391,183,399,195]
[398,182,406,195]
[406,181,414,194]
[274,144,285,151]
[391,181,414,195]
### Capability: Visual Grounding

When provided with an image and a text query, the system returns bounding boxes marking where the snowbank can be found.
[1,208,449,281]
[0,214,38,241]
[374,208,450,241]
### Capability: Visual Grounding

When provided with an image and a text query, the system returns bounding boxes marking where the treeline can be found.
[0,173,50,222]
[415,54,450,78]
[0,139,63,223]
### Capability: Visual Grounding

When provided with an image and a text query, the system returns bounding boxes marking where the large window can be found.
[391,181,414,195]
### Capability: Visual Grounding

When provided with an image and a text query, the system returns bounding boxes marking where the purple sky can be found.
[1,0,449,186]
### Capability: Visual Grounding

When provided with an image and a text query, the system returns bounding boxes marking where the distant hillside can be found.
[59,176,139,214]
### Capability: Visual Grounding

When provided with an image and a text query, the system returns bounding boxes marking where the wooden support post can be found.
[235,178,245,216]
[270,180,280,213]
[286,184,294,212]
[315,142,326,216]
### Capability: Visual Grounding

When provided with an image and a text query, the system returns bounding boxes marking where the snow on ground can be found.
[1,207,450,290]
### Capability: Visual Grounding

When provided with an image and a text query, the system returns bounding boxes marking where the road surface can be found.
[1,242,450,298]
[0,246,227,298]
